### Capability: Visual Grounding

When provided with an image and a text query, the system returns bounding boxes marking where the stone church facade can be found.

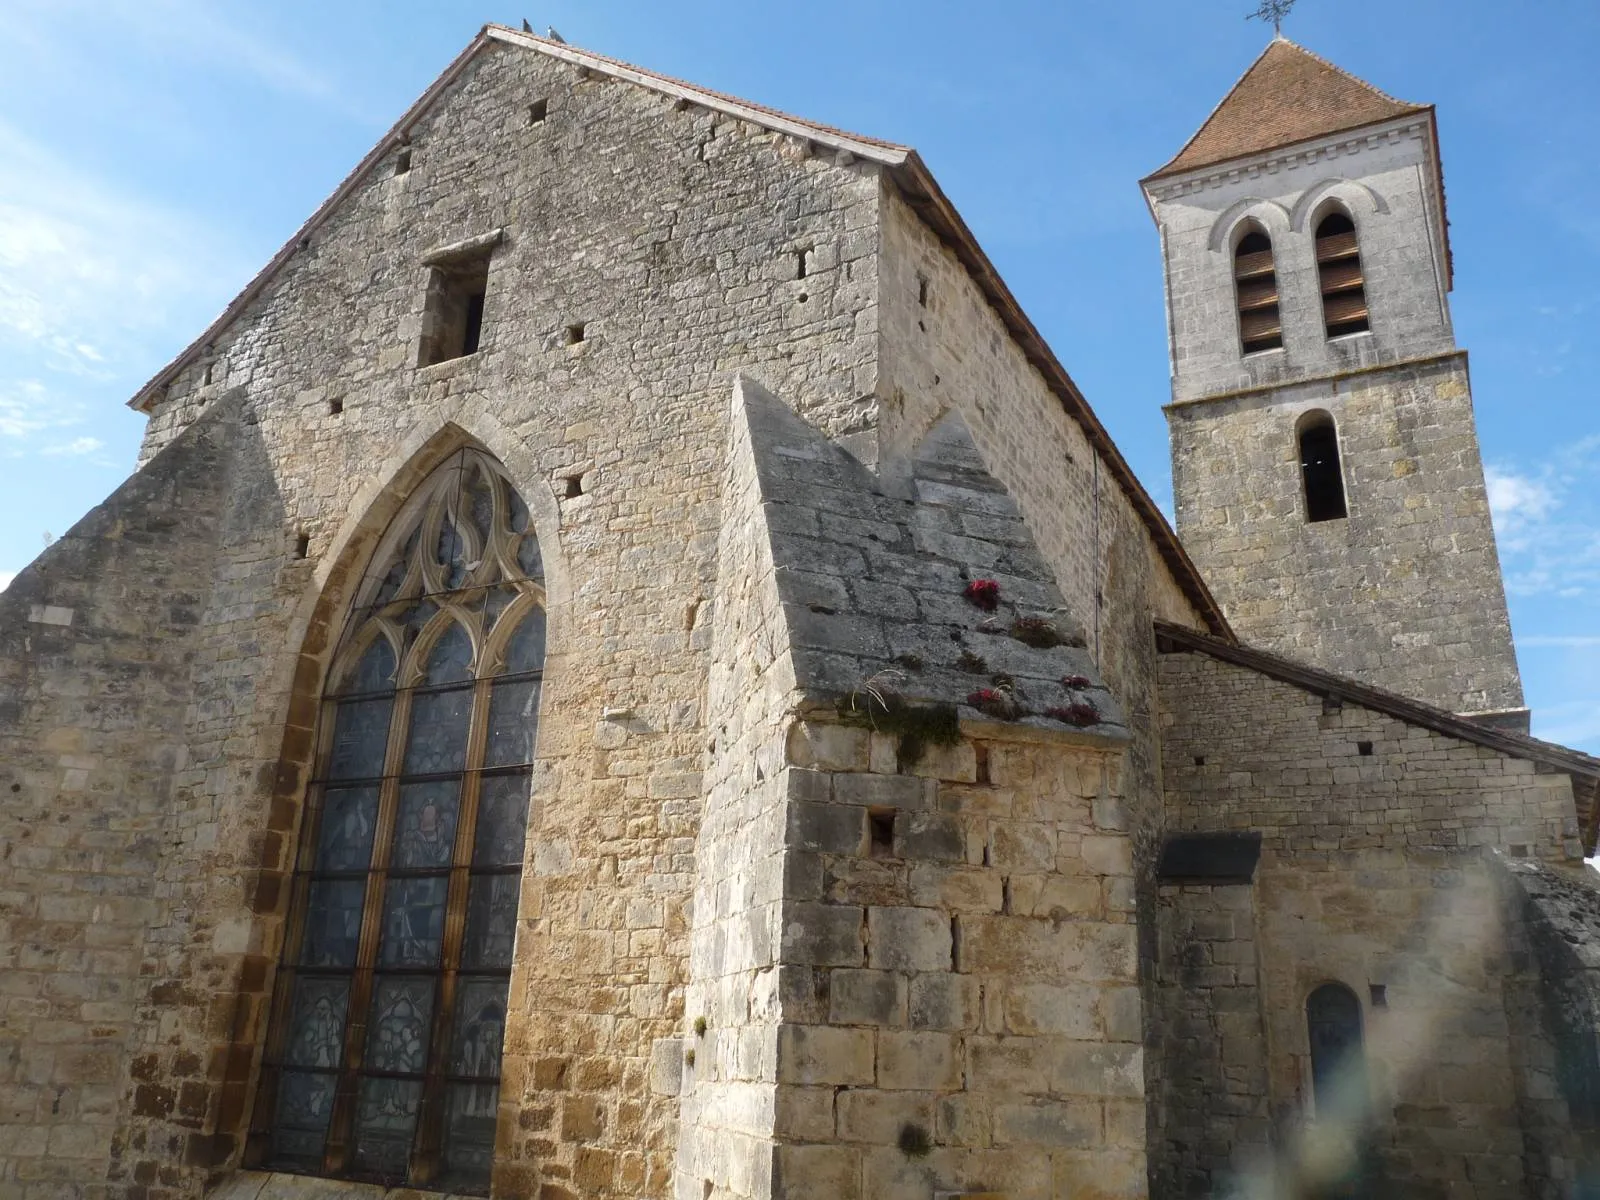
[0,26,1596,1200]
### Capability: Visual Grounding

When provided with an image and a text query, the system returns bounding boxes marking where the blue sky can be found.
[0,0,1595,754]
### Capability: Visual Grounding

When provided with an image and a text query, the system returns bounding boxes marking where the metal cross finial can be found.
[1247,0,1297,34]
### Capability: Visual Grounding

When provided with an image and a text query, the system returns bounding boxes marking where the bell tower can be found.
[1142,38,1526,727]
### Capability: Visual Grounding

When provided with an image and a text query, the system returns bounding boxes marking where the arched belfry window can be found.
[251,448,545,1192]
[1298,411,1348,522]
[1316,210,1370,338]
[1234,226,1283,355]
[1307,983,1366,1120]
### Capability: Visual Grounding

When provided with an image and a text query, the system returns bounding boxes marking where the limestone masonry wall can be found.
[0,406,241,1197]
[1151,648,1586,1197]
[1168,353,1524,717]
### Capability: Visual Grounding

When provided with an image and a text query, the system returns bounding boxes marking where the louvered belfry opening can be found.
[1234,227,1283,355]
[1298,411,1348,522]
[1316,210,1370,338]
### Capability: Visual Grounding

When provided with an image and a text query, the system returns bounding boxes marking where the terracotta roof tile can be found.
[1148,37,1427,180]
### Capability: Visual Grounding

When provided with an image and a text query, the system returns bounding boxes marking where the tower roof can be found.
[1147,37,1428,180]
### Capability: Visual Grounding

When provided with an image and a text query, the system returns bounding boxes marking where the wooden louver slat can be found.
[1323,290,1369,325]
[1318,260,1365,292]
[1315,231,1360,263]
[1234,249,1276,280]
[1240,308,1282,342]
[1236,278,1280,311]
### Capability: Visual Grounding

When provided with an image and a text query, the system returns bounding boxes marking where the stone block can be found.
[867,906,951,972]
[878,1031,961,1091]
[782,902,864,967]
[908,973,981,1031]
[776,1025,875,1086]
[829,969,907,1027]
[1002,983,1099,1039]
[836,1088,936,1143]
[993,1097,1100,1148]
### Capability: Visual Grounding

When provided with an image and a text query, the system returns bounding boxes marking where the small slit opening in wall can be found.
[974,744,990,785]
[566,322,586,345]
[528,98,549,124]
[328,397,343,416]
[1193,755,1206,767]
[201,361,213,386]
[950,916,961,971]
[292,532,310,560]
[394,148,412,175]
[1357,741,1373,757]
[1510,844,1529,858]
[868,810,895,860]
[562,474,584,499]
[1369,984,1388,1008]
[796,248,810,280]
[917,274,929,307]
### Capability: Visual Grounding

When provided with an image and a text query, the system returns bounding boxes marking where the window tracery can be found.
[251,448,544,1193]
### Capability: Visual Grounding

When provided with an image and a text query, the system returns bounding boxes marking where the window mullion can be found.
[410,673,495,1184]
[324,685,412,1175]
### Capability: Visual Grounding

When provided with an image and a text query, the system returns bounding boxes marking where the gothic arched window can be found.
[250,448,545,1193]
[1234,225,1283,355]
[1298,410,1348,522]
[1316,209,1371,338]
[1307,982,1366,1120]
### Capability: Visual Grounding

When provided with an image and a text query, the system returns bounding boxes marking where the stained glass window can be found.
[252,449,544,1193]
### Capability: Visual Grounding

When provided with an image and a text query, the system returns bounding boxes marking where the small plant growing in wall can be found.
[1010,615,1066,649]
[964,578,1000,611]
[897,1123,933,1159]
[1047,701,1100,728]
[837,683,960,768]
[967,687,1022,720]
[956,649,988,674]
[693,1016,707,1038]
[893,653,925,673]
[1061,674,1093,690]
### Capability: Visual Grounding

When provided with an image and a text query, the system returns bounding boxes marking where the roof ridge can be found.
[1145,37,1428,181]
[1276,35,1423,110]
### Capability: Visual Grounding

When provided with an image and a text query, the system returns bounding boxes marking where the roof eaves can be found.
[1156,617,1600,789]
[128,29,497,413]
[889,154,1232,639]
[1146,39,1278,183]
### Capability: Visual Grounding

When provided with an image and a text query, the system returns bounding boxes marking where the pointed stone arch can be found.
[1290,177,1388,234]
[1207,196,1292,253]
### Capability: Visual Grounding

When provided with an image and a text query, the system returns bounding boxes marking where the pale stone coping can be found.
[207,1170,480,1199]
[420,227,504,267]
[1163,347,1467,411]
[484,25,910,167]
[26,604,73,627]
[792,701,1129,754]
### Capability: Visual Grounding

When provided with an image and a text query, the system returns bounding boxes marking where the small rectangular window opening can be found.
[566,322,586,346]
[1357,741,1373,757]
[1193,755,1206,767]
[418,253,492,366]
[868,810,896,859]
[562,474,584,499]
[328,397,344,416]
[1369,984,1388,1008]
[293,532,310,560]
[917,274,929,308]
[795,249,810,280]
[394,147,412,176]
[1510,844,1529,858]
[528,98,549,124]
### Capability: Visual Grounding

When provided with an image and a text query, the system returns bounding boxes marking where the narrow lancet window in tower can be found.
[1307,983,1367,1121]
[1233,227,1283,354]
[1316,210,1370,338]
[1298,411,1347,522]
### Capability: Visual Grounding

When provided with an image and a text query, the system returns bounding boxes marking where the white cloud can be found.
[1487,438,1600,599]
[0,571,13,593]
[0,119,245,458]
[40,437,104,457]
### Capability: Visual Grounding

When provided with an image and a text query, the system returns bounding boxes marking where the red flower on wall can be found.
[964,579,1000,611]
[1047,702,1100,728]
[1061,675,1092,690]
